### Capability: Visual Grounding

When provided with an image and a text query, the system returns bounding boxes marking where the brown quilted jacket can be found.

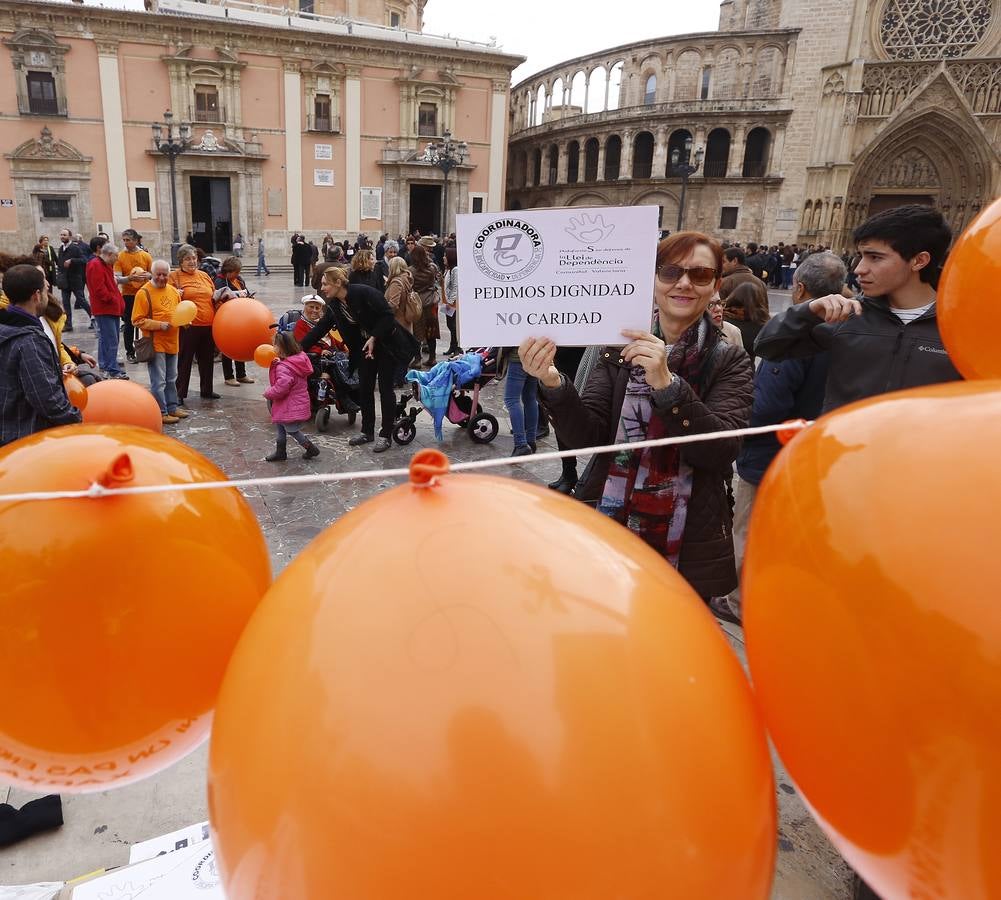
[540,329,754,599]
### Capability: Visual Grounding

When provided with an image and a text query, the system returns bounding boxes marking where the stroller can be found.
[276,308,360,432]
[392,348,500,446]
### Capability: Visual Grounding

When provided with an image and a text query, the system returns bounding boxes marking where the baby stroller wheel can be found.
[468,412,499,444]
[393,418,417,445]
[315,406,331,433]
[348,411,357,425]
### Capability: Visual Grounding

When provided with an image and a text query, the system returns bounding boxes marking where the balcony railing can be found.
[703,159,729,178]
[307,113,341,133]
[190,105,226,124]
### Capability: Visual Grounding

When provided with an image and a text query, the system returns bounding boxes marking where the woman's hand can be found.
[519,337,561,389]
[81,352,97,367]
[62,363,77,376]
[621,329,671,391]
[363,336,376,359]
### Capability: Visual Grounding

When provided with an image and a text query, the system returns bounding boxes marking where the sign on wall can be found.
[0,199,12,208]
[314,169,334,187]
[455,206,659,347]
[314,144,333,160]
[360,188,382,220]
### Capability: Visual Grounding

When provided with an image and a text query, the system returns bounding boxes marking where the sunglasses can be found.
[656,264,719,287]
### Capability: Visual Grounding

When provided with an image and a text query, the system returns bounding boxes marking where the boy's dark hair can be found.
[853,204,952,286]
[90,235,107,254]
[724,247,745,265]
[3,264,45,304]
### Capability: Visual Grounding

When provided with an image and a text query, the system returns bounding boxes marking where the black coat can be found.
[301,284,417,372]
[56,241,86,289]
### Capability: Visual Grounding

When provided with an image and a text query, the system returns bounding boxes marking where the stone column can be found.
[283,60,303,231]
[96,41,131,235]
[557,141,569,184]
[487,80,507,212]
[728,125,747,177]
[652,125,668,179]
[620,129,634,180]
[345,65,362,232]
[770,125,786,177]
[595,141,606,182]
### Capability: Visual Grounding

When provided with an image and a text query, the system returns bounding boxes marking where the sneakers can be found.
[224,378,240,387]
[170,408,189,419]
[110,372,130,380]
[348,433,374,446]
[707,595,742,626]
[511,444,534,457]
[373,437,391,453]
[126,353,138,364]
[162,414,180,425]
[237,376,255,384]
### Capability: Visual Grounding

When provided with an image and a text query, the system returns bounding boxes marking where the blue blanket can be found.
[406,353,483,439]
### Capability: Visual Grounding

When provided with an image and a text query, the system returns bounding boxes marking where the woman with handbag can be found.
[408,243,441,367]
[131,260,185,426]
[170,244,219,403]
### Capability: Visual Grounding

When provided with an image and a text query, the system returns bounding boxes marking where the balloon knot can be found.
[409,449,450,488]
[777,419,810,446]
[97,453,135,488]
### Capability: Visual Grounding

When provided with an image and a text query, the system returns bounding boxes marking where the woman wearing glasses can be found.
[522,232,754,619]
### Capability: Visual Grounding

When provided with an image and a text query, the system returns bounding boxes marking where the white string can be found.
[0,421,810,504]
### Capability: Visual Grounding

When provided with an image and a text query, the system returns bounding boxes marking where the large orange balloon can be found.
[0,425,271,793]
[209,450,775,899]
[212,298,275,362]
[939,197,1001,379]
[63,373,87,410]
[743,381,1001,900]
[82,379,163,433]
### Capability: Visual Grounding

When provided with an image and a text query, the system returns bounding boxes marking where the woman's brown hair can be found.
[351,248,375,273]
[409,243,430,269]
[724,280,770,325]
[220,256,242,275]
[655,231,724,276]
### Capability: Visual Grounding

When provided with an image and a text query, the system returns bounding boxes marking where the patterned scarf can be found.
[598,313,717,568]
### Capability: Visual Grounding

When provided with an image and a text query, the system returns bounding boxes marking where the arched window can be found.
[742,127,771,177]
[666,129,693,176]
[632,131,654,179]
[552,77,565,110]
[608,61,624,110]
[567,140,581,184]
[514,150,528,189]
[604,135,622,180]
[532,147,542,185]
[704,128,731,178]
[570,70,587,111]
[586,66,607,113]
[535,84,547,126]
[547,143,559,185]
[643,74,657,105]
[583,137,600,182]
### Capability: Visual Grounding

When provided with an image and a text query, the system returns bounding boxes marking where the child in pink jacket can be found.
[263,331,320,461]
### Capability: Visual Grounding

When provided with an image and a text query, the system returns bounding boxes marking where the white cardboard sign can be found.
[455,205,659,347]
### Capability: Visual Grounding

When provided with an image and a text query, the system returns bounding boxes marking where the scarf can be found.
[597,313,717,568]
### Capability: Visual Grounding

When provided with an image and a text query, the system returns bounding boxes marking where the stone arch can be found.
[586,65,607,113]
[714,46,742,99]
[604,134,622,180]
[566,140,581,184]
[632,131,655,178]
[752,45,784,96]
[569,70,587,110]
[846,107,995,238]
[531,147,542,185]
[742,126,772,177]
[705,127,731,177]
[674,50,702,100]
[666,128,694,175]
[546,143,559,185]
[567,191,614,206]
[535,83,547,126]
[631,189,680,230]
[607,60,625,110]
[583,137,600,182]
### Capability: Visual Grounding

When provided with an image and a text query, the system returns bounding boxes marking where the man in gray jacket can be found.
[0,264,81,447]
[754,204,961,412]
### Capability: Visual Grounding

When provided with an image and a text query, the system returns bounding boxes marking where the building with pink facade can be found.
[0,0,521,257]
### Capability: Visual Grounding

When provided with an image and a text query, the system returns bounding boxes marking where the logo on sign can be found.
[472,218,544,282]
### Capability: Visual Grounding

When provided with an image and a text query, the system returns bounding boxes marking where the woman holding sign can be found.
[522,232,753,619]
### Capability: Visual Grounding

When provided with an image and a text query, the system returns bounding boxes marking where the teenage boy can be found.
[754,204,961,412]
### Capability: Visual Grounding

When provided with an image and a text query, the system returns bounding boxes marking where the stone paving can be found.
[1,276,850,897]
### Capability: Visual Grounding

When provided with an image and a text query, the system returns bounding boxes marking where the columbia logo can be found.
[917,345,947,355]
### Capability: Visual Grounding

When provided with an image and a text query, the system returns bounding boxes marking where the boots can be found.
[548,458,578,494]
[265,439,287,462]
[302,438,320,459]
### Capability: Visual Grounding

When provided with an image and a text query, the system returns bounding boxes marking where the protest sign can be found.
[455,205,659,347]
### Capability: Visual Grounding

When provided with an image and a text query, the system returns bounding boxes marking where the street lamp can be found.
[669,137,704,233]
[422,129,467,236]
[152,110,191,265]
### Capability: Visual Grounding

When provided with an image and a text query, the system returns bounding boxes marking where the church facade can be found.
[506,0,1001,250]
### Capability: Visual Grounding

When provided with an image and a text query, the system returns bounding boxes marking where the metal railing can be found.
[190,105,226,124]
[307,113,341,133]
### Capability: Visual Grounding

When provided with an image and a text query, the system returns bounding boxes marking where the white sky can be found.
[75,0,722,83]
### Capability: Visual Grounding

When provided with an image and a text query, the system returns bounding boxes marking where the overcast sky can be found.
[76,0,721,82]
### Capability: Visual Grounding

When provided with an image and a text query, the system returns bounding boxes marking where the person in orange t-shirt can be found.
[170,244,219,402]
[114,229,152,363]
[132,259,184,425]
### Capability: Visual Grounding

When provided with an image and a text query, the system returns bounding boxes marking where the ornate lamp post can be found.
[152,110,191,265]
[669,137,704,233]
[422,129,467,236]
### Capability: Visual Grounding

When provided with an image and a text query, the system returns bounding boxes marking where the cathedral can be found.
[506,0,1001,249]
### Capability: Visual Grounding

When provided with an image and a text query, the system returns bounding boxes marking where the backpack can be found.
[404,290,423,325]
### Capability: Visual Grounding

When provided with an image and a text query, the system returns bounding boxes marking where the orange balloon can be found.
[82,379,163,433]
[212,298,275,362]
[63,373,87,410]
[939,197,1001,379]
[171,298,197,327]
[0,425,271,793]
[209,450,775,899]
[743,381,1001,900]
[253,343,276,368]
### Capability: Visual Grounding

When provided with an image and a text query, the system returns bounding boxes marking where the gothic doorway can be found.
[867,193,935,217]
[189,176,232,255]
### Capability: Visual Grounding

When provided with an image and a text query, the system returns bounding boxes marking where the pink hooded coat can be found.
[263,352,314,423]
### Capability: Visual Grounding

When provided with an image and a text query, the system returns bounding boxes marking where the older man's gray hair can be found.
[100,242,118,256]
[384,240,399,254]
[151,259,171,274]
[793,251,847,299]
